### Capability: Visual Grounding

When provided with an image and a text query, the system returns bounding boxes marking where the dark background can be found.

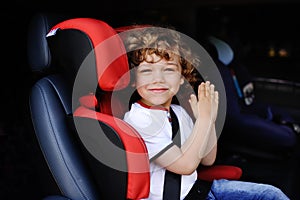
[1,0,300,199]
[1,0,300,123]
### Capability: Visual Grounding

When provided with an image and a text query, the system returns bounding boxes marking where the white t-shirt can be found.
[123,102,197,200]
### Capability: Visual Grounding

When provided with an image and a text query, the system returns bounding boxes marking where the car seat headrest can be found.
[208,36,234,66]
[46,18,130,95]
[27,13,70,72]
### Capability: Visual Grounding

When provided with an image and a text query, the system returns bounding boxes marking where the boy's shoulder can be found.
[170,104,182,111]
[170,104,189,116]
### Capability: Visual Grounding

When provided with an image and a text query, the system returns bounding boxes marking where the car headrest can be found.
[208,36,234,66]
[45,18,130,96]
[27,13,70,72]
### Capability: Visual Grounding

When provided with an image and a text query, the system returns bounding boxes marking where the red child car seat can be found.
[28,14,242,200]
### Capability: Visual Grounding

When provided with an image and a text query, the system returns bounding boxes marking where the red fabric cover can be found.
[49,18,130,91]
[73,106,150,199]
[79,93,98,109]
[197,165,242,182]
[78,93,128,118]
[98,91,129,118]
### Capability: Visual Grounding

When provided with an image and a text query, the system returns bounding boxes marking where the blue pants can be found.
[207,179,290,200]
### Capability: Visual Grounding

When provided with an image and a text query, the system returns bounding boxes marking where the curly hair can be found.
[122,26,201,88]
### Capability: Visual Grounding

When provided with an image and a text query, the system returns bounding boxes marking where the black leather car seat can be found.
[28,14,150,199]
[208,36,298,160]
[27,14,243,200]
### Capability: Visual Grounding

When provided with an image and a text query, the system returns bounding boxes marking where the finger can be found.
[205,81,210,97]
[198,82,205,99]
[210,84,215,97]
[214,91,219,103]
[189,94,197,104]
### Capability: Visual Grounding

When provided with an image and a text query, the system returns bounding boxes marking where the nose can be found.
[152,70,165,83]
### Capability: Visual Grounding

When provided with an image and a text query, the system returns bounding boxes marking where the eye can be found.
[140,69,152,73]
[165,68,175,72]
[137,65,152,73]
[164,65,177,72]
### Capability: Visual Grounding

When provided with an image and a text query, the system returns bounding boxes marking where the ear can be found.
[131,81,136,88]
[180,76,184,85]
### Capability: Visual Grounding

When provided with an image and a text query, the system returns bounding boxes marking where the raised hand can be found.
[189,81,219,123]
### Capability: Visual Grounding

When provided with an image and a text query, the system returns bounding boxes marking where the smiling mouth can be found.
[149,88,168,93]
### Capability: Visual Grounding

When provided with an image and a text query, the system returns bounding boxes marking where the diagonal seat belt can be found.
[163,107,181,200]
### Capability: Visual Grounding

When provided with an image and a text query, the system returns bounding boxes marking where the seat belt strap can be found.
[163,107,181,200]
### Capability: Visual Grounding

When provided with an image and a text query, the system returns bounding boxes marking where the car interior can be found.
[1,0,300,199]
[26,14,244,200]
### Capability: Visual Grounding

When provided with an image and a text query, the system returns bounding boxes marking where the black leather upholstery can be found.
[27,13,150,200]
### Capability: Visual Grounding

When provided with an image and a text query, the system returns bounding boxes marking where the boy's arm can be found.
[155,81,218,175]
[200,124,217,166]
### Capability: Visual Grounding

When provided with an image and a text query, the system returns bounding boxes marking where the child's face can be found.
[134,53,184,108]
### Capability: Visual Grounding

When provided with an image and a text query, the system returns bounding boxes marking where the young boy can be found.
[122,26,289,200]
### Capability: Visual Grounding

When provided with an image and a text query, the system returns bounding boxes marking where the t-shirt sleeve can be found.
[124,105,173,160]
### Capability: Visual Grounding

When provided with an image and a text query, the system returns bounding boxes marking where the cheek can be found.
[168,78,183,93]
[134,79,150,97]
[136,85,149,101]
[167,74,183,85]
[135,73,153,88]
[135,78,147,89]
